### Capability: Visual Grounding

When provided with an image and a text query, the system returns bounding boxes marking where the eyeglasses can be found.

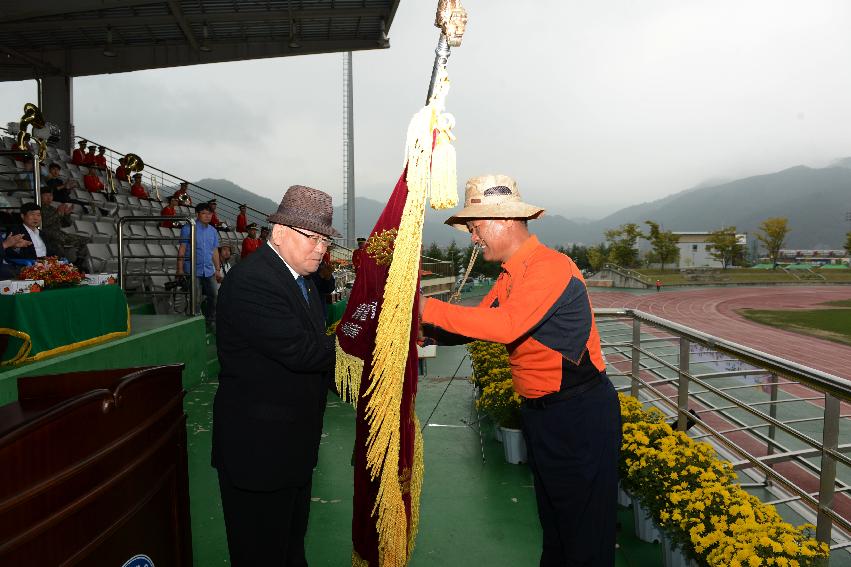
[287,225,334,248]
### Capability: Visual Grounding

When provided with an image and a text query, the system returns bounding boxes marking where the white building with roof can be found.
[673,232,747,269]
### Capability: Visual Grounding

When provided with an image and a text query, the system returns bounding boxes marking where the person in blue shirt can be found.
[176,202,222,326]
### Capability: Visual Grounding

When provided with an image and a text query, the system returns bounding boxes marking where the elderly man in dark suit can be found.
[212,184,340,567]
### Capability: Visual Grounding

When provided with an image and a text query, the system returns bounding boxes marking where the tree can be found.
[845,231,851,258]
[587,244,609,272]
[706,227,744,269]
[644,221,680,271]
[756,217,790,268]
[605,223,643,268]
[445,240,461,273]
[461,243,501,279]
[424,241,444,260]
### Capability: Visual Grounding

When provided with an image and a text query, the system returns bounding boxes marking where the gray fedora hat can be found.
[267,184,341,238]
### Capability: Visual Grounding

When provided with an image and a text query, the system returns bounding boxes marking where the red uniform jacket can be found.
[94,155,107,169]
[71,148,86,165]
[160,206,177,228]
[82,152,96,166]
[115,166,129,182]
[236,213,247,233]
[210,211,221,227]
[241,237,261,258]
[84,174,104,192]
[131,183,149,199]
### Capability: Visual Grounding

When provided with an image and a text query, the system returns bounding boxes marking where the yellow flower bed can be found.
[619,393,828,566]
[468,341,829,565]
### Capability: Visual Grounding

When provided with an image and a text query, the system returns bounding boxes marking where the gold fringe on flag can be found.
[336,338,365,406]
[362,65,457,567]
[406,413,425,562]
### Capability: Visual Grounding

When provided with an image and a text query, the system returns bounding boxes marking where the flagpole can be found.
[425,35,451,105]
[426,0,468,103]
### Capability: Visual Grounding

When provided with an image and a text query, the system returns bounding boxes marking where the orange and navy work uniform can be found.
[422,234,605,399]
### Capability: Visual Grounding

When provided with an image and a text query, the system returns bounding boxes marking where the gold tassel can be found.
[360,64,455,567]
[429,133,457,210]
[336,337,364,406]
[407,413,425,561]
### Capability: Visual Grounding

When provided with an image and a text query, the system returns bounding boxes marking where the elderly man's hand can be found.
[3,233,31,250]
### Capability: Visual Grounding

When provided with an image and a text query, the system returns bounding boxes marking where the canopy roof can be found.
[0,0,401,81]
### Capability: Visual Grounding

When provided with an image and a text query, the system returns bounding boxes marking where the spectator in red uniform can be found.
[240,223,262,258]
[115,157,129,182]
[71,140,87,165]
[351,237,367,272]
[82,145,96,167]
[209,199,222,228]
[93,146,107,170]
[161,195,179,228]
[130,173,150,199]
[235,204,248,233]
[174,181,192,205]
[83,169,104,192]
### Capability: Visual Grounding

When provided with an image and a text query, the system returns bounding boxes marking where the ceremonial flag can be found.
[335,65,458,567]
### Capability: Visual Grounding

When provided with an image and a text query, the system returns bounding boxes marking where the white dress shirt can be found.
[23,225,47,257]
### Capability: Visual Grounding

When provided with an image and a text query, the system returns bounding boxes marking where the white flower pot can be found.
[494,425,503,443]
[617,481,632,507]
[500,427,527,464]
[661,530,698,567]
[633,500,661,543]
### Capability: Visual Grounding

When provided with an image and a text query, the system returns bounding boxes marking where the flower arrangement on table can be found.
[619,393,829,566]
[19,257,85,289]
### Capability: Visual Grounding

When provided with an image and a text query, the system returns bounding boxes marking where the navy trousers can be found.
[520,374,621,567]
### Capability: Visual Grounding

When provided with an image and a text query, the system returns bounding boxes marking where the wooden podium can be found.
[0,365,192,566]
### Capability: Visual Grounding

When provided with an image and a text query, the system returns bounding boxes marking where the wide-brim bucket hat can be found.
[267,184,341,238]
[444,174,545,232]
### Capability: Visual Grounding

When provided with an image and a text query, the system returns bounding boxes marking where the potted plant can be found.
[476,377,525,463]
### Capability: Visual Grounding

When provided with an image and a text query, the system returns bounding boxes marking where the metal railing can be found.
[117,215,197,315]
[601,263,653,286]
[594,308,851,556]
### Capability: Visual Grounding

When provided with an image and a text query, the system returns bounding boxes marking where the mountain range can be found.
[197,160,851,249]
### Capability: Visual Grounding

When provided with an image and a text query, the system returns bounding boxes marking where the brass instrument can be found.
[122,153,144,195]
[106,164,117,194]
[15,103,47,161]
[150,173,161,201]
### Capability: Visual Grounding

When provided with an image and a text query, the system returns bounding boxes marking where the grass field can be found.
[638,268,851,286]
[738,305,851,346]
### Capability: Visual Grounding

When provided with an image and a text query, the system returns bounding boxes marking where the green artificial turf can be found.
[738,307,851,346]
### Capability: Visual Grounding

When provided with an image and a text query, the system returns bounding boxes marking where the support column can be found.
[40,76,74,153]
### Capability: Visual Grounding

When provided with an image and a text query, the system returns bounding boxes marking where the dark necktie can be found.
[296,275,309,303]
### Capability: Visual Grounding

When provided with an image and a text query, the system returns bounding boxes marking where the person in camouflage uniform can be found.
[38,186,90,271]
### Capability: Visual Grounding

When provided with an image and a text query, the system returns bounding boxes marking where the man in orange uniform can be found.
[350,236,366,272]
[241,223,262,258]
[235,204,248,233]
[130,173,150,199]
[419,174,620,566]
[71,139,87,165]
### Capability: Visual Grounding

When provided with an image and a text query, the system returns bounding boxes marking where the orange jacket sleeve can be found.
[422,259,569,344]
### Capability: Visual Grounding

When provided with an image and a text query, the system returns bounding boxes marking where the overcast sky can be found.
[3,0,851,220]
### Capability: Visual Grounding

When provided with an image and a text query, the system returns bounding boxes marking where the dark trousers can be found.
[194,275,217,323]
[217,468,312,567]
[520,374,621,567]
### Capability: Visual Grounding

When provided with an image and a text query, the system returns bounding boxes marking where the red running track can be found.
[590,286,851,381]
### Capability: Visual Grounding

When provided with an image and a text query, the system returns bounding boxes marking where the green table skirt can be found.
[0,284,130,365]
[327,298,348,325]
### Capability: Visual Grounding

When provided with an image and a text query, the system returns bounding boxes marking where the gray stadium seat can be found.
[95,220,117,242]
[145,224,162,238]
[86,242,116,273]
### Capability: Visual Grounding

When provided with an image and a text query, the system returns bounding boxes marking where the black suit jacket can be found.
[212,243,336,490]
[4,224,59,262]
